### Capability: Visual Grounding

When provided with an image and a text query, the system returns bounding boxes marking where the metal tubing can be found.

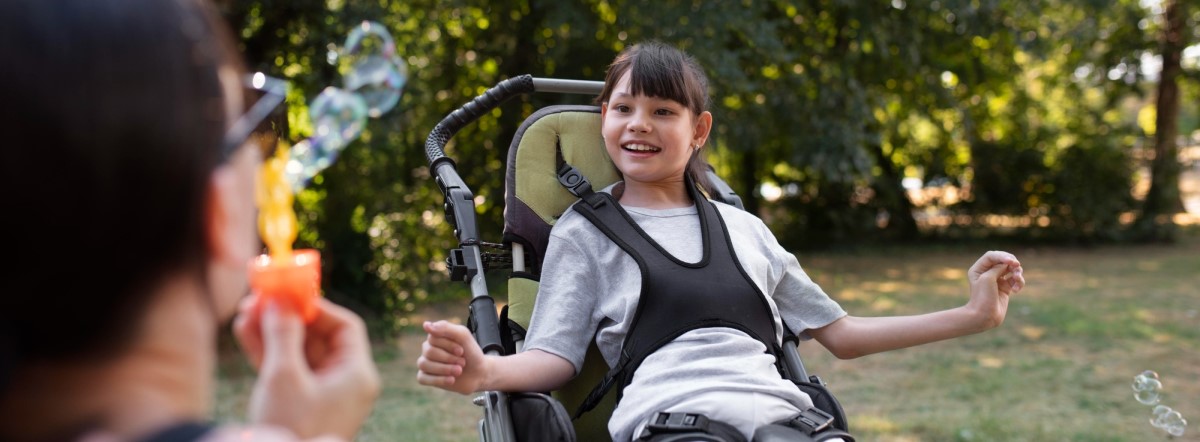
[532,77,604,95]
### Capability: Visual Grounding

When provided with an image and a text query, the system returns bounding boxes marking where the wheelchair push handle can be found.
[420,76,601,442]
[423,75,604,169]
[424,75,533,169]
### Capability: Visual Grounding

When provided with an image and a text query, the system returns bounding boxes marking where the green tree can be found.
[213,0,1181,322]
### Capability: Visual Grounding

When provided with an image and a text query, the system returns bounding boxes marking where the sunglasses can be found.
[220,72,289,162]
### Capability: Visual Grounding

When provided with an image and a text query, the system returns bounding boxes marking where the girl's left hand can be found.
[966,250,1025,329]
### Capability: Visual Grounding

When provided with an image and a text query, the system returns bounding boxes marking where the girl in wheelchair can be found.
[418,40,1025,442]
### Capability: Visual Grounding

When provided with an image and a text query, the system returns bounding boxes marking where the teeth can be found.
[624,143,661,152]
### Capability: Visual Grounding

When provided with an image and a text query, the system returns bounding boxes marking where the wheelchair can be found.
[422,75,851,442]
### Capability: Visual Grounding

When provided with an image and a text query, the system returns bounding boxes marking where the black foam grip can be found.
[469,296,505,355]
[424,75,535,167]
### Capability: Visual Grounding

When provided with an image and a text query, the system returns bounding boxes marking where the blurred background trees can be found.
[214,0,1200,329]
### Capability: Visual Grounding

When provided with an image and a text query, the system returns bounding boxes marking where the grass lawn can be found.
[216,234,1199,441]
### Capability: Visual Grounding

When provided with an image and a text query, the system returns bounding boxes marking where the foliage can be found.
[215,0,1193,322]
[1042,141,1136,241]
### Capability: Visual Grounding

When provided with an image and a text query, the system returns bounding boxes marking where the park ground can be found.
[216,232,1199,441]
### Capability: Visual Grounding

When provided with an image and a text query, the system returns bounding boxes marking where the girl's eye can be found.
[615,104,631,113]
[655,108,674,116]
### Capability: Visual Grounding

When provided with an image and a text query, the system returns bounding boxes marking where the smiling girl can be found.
[418,41,1025,442]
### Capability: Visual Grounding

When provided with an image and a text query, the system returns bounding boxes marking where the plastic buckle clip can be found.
[791,407,834,435]
[647,412,710,433]
[556,163,592,198]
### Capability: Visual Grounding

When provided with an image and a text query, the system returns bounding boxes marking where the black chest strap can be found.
[566,176,781,419]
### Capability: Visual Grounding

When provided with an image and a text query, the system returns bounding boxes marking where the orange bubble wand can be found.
[248,142,321,323]
[243,20,406,323]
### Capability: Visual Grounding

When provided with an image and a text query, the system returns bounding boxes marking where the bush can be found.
[1039,140,1136,242]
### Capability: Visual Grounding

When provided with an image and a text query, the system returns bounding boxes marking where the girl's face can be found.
[601,71,710,188]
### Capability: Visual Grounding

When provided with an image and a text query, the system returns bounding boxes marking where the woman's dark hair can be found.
[596,41,714,194]
[0,0,246,376]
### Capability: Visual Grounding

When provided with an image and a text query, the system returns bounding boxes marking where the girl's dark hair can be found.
[596,41,714,193]
[0,0,246,375]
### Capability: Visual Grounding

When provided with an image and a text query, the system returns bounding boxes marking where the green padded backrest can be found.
[502,105,620,441]
[503,105,620,275]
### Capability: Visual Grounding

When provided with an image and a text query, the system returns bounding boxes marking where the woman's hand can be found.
[416,320,490,395]
[965,250,1026,331]
[233,297,381,441]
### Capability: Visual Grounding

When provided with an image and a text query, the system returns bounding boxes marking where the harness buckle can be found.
[556,163,593,198]
[646,412,711,433]
[788,407,834,435]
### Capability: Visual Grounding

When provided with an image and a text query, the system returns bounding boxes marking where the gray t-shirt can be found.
[523,184,846,441]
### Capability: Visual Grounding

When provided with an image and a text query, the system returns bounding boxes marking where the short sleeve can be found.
[761,227,846,339]
[521,221,604,374]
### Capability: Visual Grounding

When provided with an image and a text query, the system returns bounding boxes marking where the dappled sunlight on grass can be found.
[215,235,1199,441]
[975,355,1005,368]
[798,235,1199,441]
[870,297,897,312]
[935,267,966,280]
[848,415,901,435]
[1136,259,1164,271]
[834,287,868,302]
[1018,325,1046,341]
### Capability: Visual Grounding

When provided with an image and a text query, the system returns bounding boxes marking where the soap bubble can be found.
[1131,370,1162,405]
[1131,371,1188,437]
[308,86,367,155]
[283,139,326,191]
[343,20,398,61]
[336,20,408,118]
[1150,405,1188,437]
[283,20,407,189]
[344,54,407,117]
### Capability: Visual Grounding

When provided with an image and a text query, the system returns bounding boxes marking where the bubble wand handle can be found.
[248,144,321,322]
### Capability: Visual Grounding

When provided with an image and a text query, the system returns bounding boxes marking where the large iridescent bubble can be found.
[285,20,407,191]
[344,53,408,118]
[341,20,408,117]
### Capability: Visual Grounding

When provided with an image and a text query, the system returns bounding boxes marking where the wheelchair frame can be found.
[423,75,825,442]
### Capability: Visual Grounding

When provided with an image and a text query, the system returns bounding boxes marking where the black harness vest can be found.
[566,176,784,418]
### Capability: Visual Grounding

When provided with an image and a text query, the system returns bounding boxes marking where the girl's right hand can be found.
[416,320,489,394]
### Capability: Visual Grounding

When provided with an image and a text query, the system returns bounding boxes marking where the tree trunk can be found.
[869,139,919,240]
[1136,0,1186,241]
[740,149,761,215]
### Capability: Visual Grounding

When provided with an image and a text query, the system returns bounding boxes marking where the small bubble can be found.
[1132,372,1163,405]
[1134,388,1161,405]
[1151,408,1187,437]
[1132,371,1187,436]
[1153,405,1172,417]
